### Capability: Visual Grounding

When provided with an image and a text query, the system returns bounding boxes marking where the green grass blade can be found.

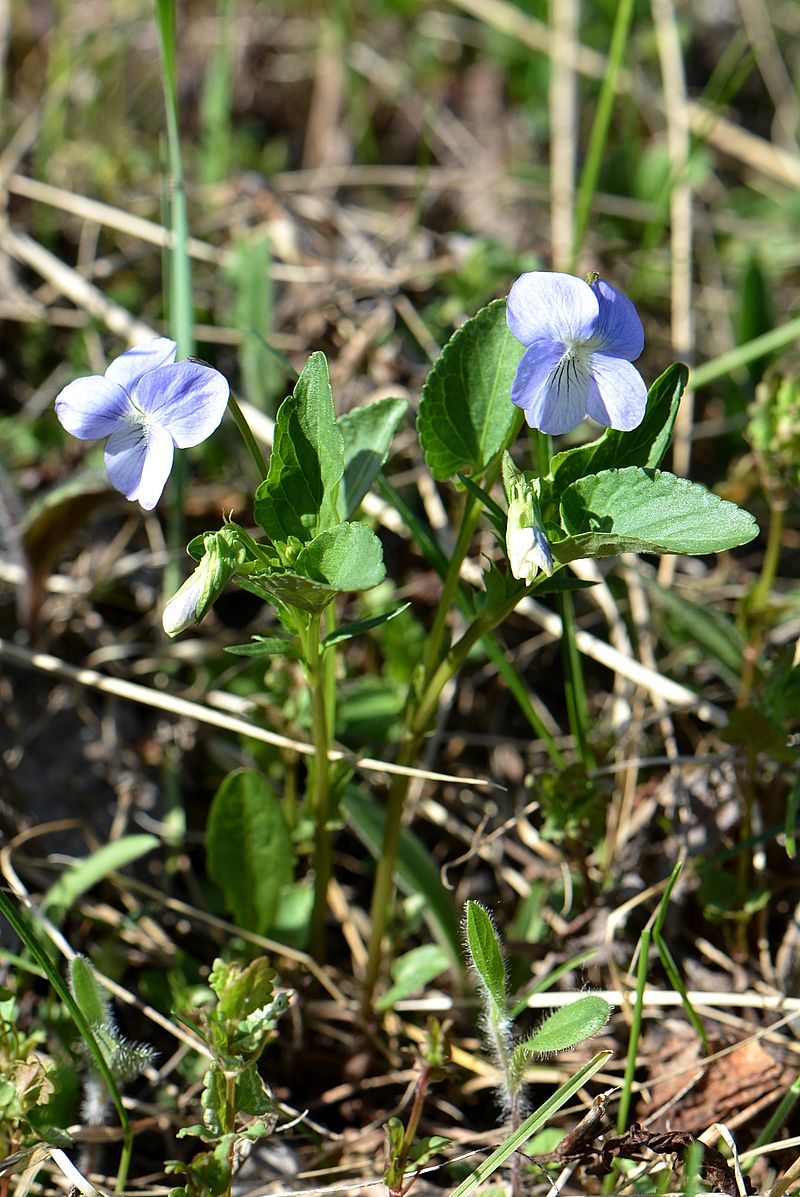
[571,0,637,266]
[0,889,132,1191]
[41,835,159,923]
[449,1050,611,1197]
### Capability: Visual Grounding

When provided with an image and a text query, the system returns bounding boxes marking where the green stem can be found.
[227,391,269,479]
[746,498,784,617]
[558,590,596,770]
[616,925,650,1135]
[570,0,636,268]
[739,498,784,705]
[302,612,334,963]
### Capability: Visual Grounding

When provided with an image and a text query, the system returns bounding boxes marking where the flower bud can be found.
[162,527,246,637]
[748,368,800,499]
[502,452,554,583]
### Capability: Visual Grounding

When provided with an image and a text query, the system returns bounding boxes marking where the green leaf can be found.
[515,996,611,1058]
[224,635,302,659]
[339,396,408,518]
[375,943,451,1011]
[201,1063,226,1136]
[464,901,507,1019]
[343,786,462,973]
[245,571,337,614]
[69,956,111,1027]
[41,835,159,921]
[322,603,411,649]
[551,363,688,493]
[206,770,295,934]
[295,521,385,592]
[254,352,344,543]
[417,299,523,481]
[553,467,759,562]
[234,1063,273,1116]
[408,1135,452,1166]
[211,957,276,1024]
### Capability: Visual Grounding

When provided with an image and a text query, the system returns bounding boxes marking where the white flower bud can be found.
[502,452,554,584]
[162,527,245,637]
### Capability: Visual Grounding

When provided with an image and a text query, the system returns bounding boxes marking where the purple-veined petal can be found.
[589,279,644,360]
[507,272,599,349]
[133,362,230,448]
[55,376,132,440]
[105,338,178,390]
[511,341,592,434]
[587,354,648,431]
[104,420,174,509]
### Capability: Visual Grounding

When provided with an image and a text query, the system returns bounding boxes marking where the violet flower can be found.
[507,272,647,435]
[55,338,230,510]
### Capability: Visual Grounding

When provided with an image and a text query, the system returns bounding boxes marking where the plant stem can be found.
[421,489,470,676]
[227,391,269,479]
[558,590,596,770]
[302,612,334,963]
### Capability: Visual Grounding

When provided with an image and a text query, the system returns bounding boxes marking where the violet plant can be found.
[54,270,759,1015]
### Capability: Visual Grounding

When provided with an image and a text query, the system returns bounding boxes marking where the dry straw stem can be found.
[0,638,494,790]
[547,0,578,271]
[0,821,211,1057]
[449,0,800,189]
[650,0,694,491]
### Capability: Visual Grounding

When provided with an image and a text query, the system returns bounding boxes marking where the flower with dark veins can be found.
[55,337,230,509]
[507,272,647,435]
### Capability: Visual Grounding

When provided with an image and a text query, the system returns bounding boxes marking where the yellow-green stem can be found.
[302,613,334,963]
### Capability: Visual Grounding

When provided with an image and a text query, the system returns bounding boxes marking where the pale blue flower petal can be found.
[586,354,648,430]
[133,362,230,448]
[507,272,599,349]
[590,279,644,359]
[55,376,132,440]
[105,421,174,510]
[511,341,592,434]
[105,338,177,389]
